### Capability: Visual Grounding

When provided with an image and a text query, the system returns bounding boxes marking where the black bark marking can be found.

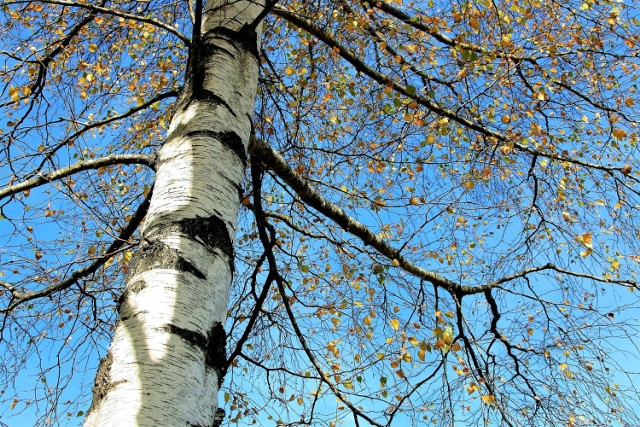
[203,24,260,59]
[128,239,207,280]
[213,408,226,427]
[207,322,227,387]
[187,410,224,427]
[87,351,127,415]
[128,278,147,294]
[169,215,233,258]
[167,324,208,351]
[190,89,237,117]
[218,131,246,164]
[166,322,227,387]
[182,130,246,162]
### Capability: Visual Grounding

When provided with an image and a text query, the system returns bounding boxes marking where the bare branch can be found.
[1,188,152,314]
[5,0,190,43]
[0,154,155,200]
[249,135,459,292]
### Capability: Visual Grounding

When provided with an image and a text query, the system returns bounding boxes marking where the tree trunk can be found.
[84,1,262,425]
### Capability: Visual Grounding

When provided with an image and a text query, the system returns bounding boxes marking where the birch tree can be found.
[1,0,640,426]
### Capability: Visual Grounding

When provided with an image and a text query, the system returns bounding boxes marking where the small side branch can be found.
[1,189,152,314]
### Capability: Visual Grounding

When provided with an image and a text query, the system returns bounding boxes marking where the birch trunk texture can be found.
[84,1,263,425]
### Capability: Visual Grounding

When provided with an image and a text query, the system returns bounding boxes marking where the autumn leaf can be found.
[576,233,593,249]
[612,128,627,140]
[481,395,496,405]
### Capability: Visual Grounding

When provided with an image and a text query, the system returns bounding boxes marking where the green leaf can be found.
[406,85,416,95]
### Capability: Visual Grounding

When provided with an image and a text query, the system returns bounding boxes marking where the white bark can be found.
[84,1,263,425]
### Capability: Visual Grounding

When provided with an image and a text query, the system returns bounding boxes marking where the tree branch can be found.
[249,135,459,292]
[1,188,152,314]
[27,90,178,178]
[272,7,633,176]
[7,0,190,43]
[0,154,155,200]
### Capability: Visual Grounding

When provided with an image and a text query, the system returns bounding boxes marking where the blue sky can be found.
[2,0,640,426]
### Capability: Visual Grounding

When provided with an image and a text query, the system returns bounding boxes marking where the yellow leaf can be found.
[418,349,426,361]
[402,352,411,362]
[9,86,20,102]
[88,245,97,255]
[390,319,400,330]
[285,66,295,76]
[612,128,627,140]
[363,316,372,326]
[481,395,496,405]
[88,43,98,52]
[577,233,593,249]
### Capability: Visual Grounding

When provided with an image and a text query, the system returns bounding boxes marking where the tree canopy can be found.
[1,0,640,425]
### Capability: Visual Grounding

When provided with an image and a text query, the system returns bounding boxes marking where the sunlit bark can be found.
[83,1,263,425]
